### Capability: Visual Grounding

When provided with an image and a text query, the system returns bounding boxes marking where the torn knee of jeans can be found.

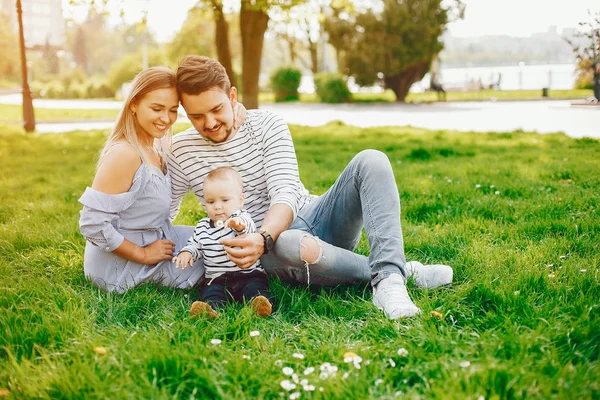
[300,235,324,286]
[300,235,323,264]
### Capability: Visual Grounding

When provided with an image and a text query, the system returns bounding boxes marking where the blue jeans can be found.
[261,150,407,287]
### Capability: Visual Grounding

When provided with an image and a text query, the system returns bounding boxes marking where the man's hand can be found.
[224,216,246,232]
[172,250,194,270]
[220,232,264,269]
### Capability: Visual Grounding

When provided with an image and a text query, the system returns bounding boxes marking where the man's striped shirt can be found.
[167,110,315,227]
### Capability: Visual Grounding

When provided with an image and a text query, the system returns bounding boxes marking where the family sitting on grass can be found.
[79,55,453,320]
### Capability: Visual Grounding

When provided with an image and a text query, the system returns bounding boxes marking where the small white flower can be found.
[494,191,500,195]
[548,273,555,278]
[250,330,260,337]
[490,185,495,188]
[292,353,305,359]
[319,362,332,371]
[353,356,362,369]
[280,380,296,391]
[303,384,315,392]
[303,367,314,375]
[447,179,452,183]
[242,354,251,360]
[300,379,308,386]
[459,360,471,368]
[580,269,587,273]
[210,339,222,345]
[319,387,324,392]
[397,348,409,357]
[475,184,481,188]
[514,291,520,296]
[388,359,396,367]
[319,372,329,380]
[559,255,566,259]
[289,391,301,399]
[342,372,350,380]
[546,264,554,268]
[282,367,294,376]
[375,379,384,386]
[292,374,299,384]
[275,360,283,367]
[343,356,353,363]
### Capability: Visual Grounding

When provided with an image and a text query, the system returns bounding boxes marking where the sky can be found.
[62,0,599,42]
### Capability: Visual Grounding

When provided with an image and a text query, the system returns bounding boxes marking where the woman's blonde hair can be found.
[98,66,177,168]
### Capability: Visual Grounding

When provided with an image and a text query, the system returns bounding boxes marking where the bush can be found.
[66,82,87,99]
[270,67,302,102]
[85,80,115,98]
[314,73,352,103]
[44,80,66,98]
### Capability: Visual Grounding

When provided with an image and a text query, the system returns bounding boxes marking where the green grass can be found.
[0,104,120,123]
[1,123,599,399]
[259,89,594,104]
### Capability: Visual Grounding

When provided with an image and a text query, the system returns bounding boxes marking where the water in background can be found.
[296,64,577,93]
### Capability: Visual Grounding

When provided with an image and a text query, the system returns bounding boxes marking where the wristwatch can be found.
[259,230,274,254]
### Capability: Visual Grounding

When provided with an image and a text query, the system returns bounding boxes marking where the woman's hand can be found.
[233,102,247,130]
[141,240,175,264]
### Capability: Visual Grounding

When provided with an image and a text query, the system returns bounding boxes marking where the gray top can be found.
[79,163,202,292]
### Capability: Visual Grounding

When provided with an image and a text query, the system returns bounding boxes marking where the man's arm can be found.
[221,204,292,269]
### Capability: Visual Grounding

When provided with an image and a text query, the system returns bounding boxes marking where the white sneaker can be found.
[405,261,453,289]
[373,274,421,319]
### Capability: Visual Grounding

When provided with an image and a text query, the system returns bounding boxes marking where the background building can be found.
[0,0,64,48]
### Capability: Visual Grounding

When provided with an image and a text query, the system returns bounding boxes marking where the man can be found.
[167,55,453,319]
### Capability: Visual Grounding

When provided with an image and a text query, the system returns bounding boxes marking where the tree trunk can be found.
[211,1,236,88]
[240,0,269,109]
[308,39,318,74]
[385,61,430,102]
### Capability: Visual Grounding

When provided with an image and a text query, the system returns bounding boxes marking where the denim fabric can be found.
[200,270,273,310]
[261,150,407,287]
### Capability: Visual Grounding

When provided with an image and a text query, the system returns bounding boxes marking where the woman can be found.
[79,66,244,293]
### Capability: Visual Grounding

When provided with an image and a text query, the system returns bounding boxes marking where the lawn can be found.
[0,123,598,399]
[0,104,119,123]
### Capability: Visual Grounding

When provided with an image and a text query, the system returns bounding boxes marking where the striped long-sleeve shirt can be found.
[180,210,261,279]
[167,110,315,227]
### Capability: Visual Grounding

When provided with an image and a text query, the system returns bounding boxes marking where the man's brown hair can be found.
[176,55,231,96]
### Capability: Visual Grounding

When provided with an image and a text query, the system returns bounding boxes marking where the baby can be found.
[173,166,273,317]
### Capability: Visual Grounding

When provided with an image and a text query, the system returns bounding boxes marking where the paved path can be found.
[1,94,598,138]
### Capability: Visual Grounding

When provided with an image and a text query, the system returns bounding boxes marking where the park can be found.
[0,0,599,399]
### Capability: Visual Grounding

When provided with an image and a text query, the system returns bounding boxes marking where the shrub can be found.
[66,82,87,99]
[314,73,351,103]
[85,80,115,98]
[44,80,66,98]
[270,67,302,102]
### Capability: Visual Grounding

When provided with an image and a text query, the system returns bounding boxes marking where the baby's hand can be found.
[224,216,246,232]
[172,251,194,270]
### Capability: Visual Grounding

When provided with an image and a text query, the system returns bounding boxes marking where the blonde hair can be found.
[98,66,177,168]
[205,167,244,190]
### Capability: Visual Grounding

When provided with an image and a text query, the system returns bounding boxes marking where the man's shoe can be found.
[190,301,219,318]
[405,261,453,289]
[251,295,272,317]
[372,274,421,319]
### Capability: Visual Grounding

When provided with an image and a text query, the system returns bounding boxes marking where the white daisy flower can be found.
[303,367,315,375]
[459,360,471,368]
[282,367,294,376]
[280,380,296,391]
[292,353,305,359]
[250,330,260,337]
[210,339,222,345]
[397,348,409,357]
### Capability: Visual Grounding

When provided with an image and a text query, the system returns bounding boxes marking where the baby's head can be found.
[203,167,244,223]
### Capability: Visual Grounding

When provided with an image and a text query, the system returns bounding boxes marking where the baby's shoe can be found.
[190,301,219,318]
[251,295,272,317]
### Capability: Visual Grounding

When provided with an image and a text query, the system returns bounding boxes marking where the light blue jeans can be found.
[261,150,407,287]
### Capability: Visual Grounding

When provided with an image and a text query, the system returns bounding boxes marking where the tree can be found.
[326,0,463,102]
[0,13,20,84]
[168,6,215,64]
[567,10,600,101]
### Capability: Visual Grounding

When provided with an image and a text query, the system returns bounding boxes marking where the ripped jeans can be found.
[260,150,407,287]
